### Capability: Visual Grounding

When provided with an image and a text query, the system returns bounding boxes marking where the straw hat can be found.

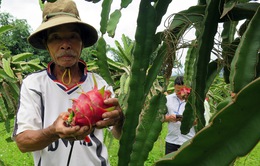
[28,0,98,49]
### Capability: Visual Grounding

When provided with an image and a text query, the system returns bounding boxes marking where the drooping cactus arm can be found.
[190,0,225,131]
[230,6,260,93]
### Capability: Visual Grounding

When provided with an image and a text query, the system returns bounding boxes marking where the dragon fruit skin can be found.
[177,86,191,100]
[179,87,191,96]
[65,74,114,142]
[68,86,114,126]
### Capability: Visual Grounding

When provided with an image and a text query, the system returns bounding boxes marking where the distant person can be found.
[164,76,195,154]
[164,76,211,154]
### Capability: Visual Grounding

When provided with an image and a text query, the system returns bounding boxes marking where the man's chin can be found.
[57,61,78,69]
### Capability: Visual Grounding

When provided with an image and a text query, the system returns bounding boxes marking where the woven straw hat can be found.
[28,0,98,49]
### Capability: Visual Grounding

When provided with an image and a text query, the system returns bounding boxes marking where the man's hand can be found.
[95,98,124,139]
[165,114,183,122]
[165,114,176,122]
[95,98,124,128]
[51,112,93,141]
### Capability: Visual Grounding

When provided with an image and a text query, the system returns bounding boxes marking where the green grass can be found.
[1,121,259,166]
[0,120,34,166]
[106,124,260,166]
[234,143,260,166]
[105,125,166,166]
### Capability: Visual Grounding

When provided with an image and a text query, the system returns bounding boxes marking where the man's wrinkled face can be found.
[46,24,83,68]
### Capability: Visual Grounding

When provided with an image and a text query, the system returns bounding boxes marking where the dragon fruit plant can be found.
[64,74,115,142]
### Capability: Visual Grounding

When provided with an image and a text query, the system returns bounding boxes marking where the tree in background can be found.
[0,12,51,64]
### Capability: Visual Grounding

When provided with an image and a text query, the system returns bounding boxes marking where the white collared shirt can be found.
[165,93,195,145]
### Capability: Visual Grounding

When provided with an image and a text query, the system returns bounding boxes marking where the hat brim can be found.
[28,15,98,49]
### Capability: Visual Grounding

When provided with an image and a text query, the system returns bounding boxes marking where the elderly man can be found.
[12,0,124,165]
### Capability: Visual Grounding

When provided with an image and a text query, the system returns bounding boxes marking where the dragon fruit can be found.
[64,74,114,142]
[177,86,191,101]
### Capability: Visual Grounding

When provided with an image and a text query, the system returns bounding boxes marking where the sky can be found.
[0,0,197,44]
[0,0,198,74]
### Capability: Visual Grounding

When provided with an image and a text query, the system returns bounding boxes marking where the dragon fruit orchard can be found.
[65,74,114,142]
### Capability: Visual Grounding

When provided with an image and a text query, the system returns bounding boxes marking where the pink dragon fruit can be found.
[64,74,114,142]
[177,86,191,101]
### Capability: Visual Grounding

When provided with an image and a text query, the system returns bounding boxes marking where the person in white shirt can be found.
[164,76,195,154]
[12,0,124,165]
[164,76,211,154]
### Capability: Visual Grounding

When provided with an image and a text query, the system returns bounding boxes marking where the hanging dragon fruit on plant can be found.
[64,74,114,142]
